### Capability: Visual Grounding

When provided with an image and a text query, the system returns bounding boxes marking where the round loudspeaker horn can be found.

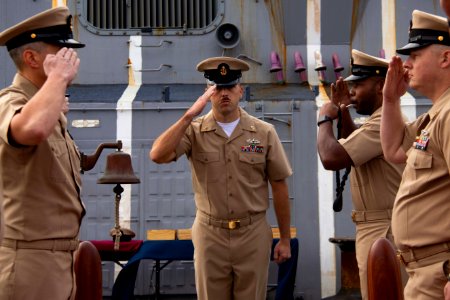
[216,23,240,49]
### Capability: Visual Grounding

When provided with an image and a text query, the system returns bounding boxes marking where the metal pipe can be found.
[332,53,344,80]
[269,51,284,84]
[293,51,307,83]
[314,50,327,83]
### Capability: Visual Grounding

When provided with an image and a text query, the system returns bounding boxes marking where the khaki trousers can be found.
[0,246,75,300]
[192,214,273,300]
[355,219,393,300]
[403,251,450,300]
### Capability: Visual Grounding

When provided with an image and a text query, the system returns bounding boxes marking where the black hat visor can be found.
[396,29,450,55]
[344,64,387,82]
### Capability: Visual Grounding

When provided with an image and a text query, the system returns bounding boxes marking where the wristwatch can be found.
[317,115,333,127]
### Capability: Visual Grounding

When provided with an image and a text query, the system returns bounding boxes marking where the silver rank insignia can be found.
[241,138,264,153]
[246,138,260,145]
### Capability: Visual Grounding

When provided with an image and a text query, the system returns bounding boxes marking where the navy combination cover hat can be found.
[397,10,450,55]
[344,49,389,82]
[196,57,250,87]
[0,6,85,51]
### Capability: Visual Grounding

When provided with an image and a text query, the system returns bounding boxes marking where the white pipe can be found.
[381,0,416,121]
[113,35,142,279]
[307,0,337,296]
[381,0,397,59]
[116,35,142,241]
[52,0,67,7]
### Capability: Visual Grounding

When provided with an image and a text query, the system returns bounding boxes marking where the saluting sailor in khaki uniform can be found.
[441,3,450,299]
[150,57,292,300]
[317,49,405,299]
[0,7,85,300]
[381,10,450,300]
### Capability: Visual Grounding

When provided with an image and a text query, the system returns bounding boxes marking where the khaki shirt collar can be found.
[200,107,257,133]
[428,87,450,121]
[366,106,382,122]
[12,73,39,100]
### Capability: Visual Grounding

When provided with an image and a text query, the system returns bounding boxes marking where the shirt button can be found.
[228,159,231,162]
[229,175,232,179]
[229,193,232,197]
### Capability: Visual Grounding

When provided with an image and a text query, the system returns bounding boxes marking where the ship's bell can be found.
[97,151,140,184]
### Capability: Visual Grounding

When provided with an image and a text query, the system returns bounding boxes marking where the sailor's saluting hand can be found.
[383,56,408,104]
[44,47,80,85]
[185,84,217,120]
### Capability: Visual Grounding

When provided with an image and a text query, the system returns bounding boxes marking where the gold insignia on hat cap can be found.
[220,65,227,76]
[0,6,85,51]
[344,49,389,82]
[197,57,250,87]
[197,57,250,72]
[397,10,450,55]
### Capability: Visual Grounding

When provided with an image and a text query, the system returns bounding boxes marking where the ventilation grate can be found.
[85,0,219,31]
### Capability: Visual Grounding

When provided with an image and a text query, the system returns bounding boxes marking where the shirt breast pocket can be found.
[405,150,432,189]
[49,139,69,182]
[193,152,221,183]
[238,153,266,183]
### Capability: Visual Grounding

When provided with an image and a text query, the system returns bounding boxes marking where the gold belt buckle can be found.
[228,220,240,230]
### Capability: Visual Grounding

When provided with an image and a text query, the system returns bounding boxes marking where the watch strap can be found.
[317,115,333,127]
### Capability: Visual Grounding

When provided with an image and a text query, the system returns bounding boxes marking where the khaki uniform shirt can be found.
[0,74,84,241]
[339,108,405,211]
[175,107,292,219]
[339,107,406,300]
[393,88,450,250]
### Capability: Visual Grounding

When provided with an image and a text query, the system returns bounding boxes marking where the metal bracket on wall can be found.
[292,101,301,112]
[257,115,291,126]
[255,101,263,112]
[236,54,262,66]
[132,64,172,72]
[128,40,173,47]
[244,86,251,101]
[161,86,170,102]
